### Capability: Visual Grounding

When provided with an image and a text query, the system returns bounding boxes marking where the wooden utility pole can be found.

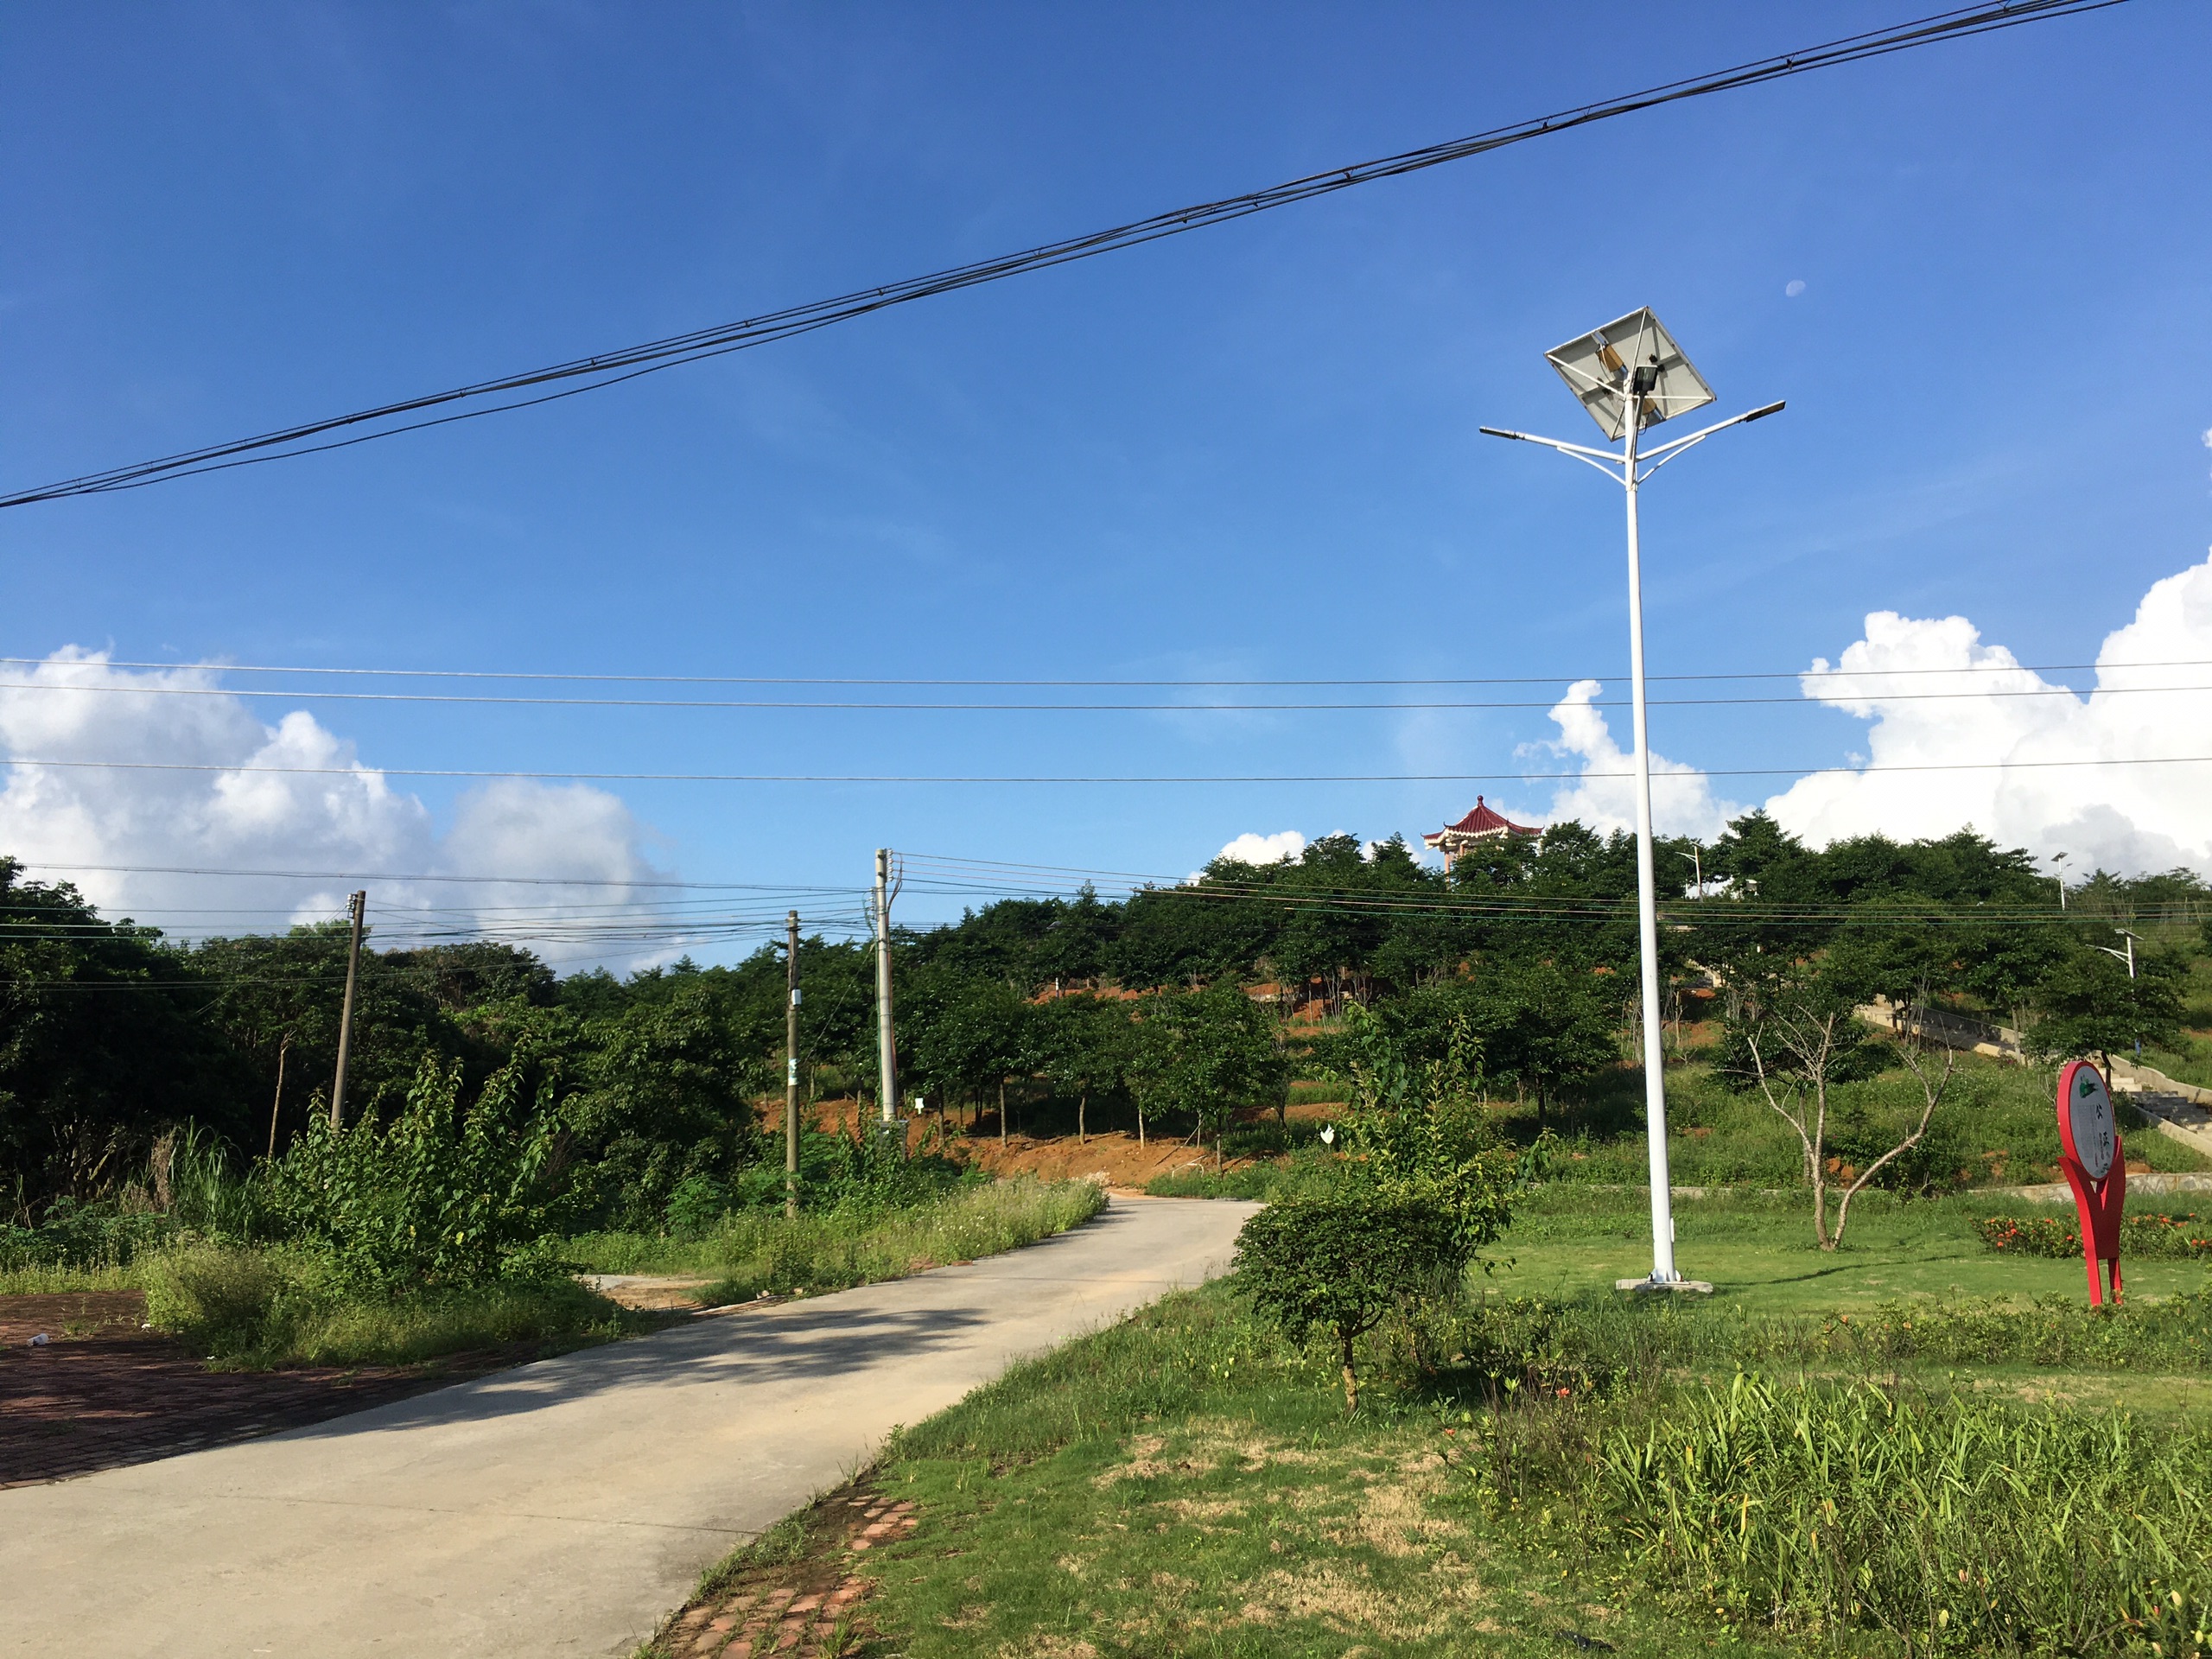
[267,1034,290,1160]
[785,909,801,1219]
[874,849,899,1134]
[329,890,366,1129]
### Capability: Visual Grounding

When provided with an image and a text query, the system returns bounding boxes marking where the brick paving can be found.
[657,1485,920,1658]
[0,1291,511,1490]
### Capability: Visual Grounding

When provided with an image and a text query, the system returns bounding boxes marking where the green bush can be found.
[1236,1192,1481,1413]
[1976,1211,2212,1259]
[0,1195,173,1270]
[265,1053,577,1294]
[141,1242,289,1353]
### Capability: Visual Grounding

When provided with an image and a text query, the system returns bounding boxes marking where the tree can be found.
[563,982,772,1227]
[2024,938,2186,1077]
[912,978,1034,1142]
[1234,1192,1465,1413]
[1460,959,1618,1126]
[1036,994,1129,1144]
[1235,1055,1515,1413]
[1,861,248,1214]
[1125,987,1287,1171]
[1726,949,1955,1251]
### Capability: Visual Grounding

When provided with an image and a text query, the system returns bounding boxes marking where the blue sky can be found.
[4,3,2210,961]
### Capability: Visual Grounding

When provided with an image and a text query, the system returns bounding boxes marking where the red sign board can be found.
[2056,1059,2126,1305]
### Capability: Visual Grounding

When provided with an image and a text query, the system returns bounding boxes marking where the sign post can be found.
[2056,1059,2126,1306]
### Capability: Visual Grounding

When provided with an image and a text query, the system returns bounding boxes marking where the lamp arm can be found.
[1478,426,1625,483]
[1635,400,1787,465]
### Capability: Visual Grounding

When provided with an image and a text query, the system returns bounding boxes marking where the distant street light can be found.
[2051,850,2070,910]
[1484,308,1783,1291]
[2092,928,2143,1058]
[1676,844,1706,900]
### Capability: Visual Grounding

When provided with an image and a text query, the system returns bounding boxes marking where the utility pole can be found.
[268,1033,290,1160]
[329,890,366,1129]
[785,909,801,1218]
[874,849,900,1135]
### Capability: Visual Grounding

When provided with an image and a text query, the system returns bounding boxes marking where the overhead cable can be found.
[2,678,2207,711]
[0,0,2125,510]
[4,655,2201,686]
[3,754,2209,784]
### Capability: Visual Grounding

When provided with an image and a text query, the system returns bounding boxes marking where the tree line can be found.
[4,816,2204,1225]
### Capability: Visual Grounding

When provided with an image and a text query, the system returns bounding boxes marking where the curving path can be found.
[0,1194,1255,1659]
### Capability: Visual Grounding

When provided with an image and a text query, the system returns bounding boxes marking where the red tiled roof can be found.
[1422,795,1539,844]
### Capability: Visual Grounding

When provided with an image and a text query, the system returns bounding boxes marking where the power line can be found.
[4,754,2209,784]
[0,0,2125,511]
[3,678,2207,711]
[10,859,855,891]
[5,655,2200,686]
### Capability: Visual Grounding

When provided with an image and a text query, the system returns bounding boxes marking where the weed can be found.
[577,1176,1105,1303]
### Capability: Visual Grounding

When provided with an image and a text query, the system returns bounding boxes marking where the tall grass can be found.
[1586,1376,2209,1655]
[572,1176,1107,1301]
[1440,1287,2212,1386]
[139,1240,644,1368]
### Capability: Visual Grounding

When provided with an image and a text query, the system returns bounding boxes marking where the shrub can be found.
[264,1053,578,1295]
[1975,1211,2212,1260]
[1236,1192,1476,1413]
[0,1195,173,1270]
[141,1242,289,1353]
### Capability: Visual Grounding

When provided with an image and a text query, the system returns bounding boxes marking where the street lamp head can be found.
[1547,308,1715,442]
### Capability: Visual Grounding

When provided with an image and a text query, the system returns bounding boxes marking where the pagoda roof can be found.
[1422,796,1539,846]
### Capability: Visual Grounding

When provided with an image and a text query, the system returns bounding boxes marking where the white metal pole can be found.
[1622,395,1679,1285]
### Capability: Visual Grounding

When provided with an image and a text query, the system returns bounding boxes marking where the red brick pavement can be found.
[1,1291,512,1490]
[656,1485,920,1658]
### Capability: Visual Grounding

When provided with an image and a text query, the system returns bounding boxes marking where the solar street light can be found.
[1482,307,1783,1292]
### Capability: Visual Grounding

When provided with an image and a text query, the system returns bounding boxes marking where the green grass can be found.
[138,1241,654,1368]
[864,1285,1784,1659]
[847,1261,2212,1658]
[1540,1052,2211,1189]
[568,1176,1107,1303]
[1493,1184,2212,1311]
[0,1261,137,1295]
[2145,1034,2212,1093]
[12,1179,1108,1372]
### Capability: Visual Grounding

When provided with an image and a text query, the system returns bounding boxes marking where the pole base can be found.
[1616,1276,1714,1294]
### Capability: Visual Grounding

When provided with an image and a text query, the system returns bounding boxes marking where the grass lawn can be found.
[674,1286,1796,1659]
[1496,1186,2212,1311]
[644,1181,2211,1659]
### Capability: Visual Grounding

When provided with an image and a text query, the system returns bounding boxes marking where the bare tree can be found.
[1744,974,1955,1252]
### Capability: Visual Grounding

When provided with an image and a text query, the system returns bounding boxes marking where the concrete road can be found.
[0,1195,1254,1659]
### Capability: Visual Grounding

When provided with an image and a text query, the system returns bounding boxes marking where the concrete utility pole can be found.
[874,849,900,1132]
[785,909,801,1218]
[329,890,366,1129]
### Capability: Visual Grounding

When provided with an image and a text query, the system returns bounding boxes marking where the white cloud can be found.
[1765,549,2212,875]
[1217,829,1306,866]
[1522,550,2212,878]
[0,648,677,969]
[1533,679,1749,841]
